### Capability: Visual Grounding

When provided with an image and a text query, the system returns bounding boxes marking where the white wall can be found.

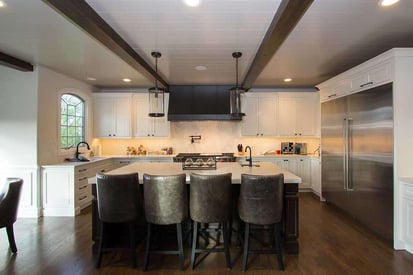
[0,66,38,166]
[37,66,94,165]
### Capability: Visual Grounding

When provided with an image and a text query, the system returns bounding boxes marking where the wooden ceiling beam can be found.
[0,52,34,72]
[242,0,313,89]
[42,0,169,88]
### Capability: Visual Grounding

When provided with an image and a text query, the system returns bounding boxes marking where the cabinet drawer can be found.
[76,176,89,188]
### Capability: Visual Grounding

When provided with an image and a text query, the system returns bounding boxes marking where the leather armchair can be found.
[0,178,23,253]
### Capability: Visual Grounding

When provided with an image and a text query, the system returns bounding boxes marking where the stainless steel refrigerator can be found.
[321,83,393,241]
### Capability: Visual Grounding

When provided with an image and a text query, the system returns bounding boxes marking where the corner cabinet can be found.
[277,93,318,137]
[241,93,277,137]
[93,93,132,138]
[134,93,170,137]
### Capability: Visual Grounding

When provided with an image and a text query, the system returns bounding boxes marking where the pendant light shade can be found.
[229,52,246,117]
[148,51,165,117]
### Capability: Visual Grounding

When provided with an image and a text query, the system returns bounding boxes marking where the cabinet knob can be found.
[256,133,259,136]
[113,133,116,136]
[108,134,111,137]
[261,133,263,136]
[295,133,297,136]
[147,134,150,136]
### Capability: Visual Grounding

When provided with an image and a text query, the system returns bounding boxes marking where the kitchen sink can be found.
[239,161,260,167]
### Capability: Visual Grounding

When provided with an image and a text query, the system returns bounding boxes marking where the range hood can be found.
[167,85,242,121]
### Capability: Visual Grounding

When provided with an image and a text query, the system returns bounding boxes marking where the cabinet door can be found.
[241,96,259,136]
[297,158,311,189]
[93,96,114,137]
[114,95,132,137]
[134,94,152,137]
[278,98,297,136]
[295,97,315,136]
[311,158,321,196]
[258,96,277,136]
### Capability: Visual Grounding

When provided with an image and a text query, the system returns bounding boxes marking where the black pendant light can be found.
[148,51,165,117]
[229,52,246,117]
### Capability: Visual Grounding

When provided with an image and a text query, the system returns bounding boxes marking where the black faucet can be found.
[76,141,90,161]
[245,145,252,167]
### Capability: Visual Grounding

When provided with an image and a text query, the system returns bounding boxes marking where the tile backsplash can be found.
[94,121,320,155]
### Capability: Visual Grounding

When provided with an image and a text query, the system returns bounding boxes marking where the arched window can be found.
[60,94,85,149]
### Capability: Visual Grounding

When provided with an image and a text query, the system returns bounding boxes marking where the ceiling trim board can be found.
[42,0,169,88]
[0,52,34,72]
[242,0,314,89]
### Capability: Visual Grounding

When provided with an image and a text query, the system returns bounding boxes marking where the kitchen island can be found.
[90,161,301,254]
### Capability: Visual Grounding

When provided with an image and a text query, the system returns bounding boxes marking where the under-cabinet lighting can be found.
[284,78,292,82]
[122,78,131,82]
[380,0,400,6]
[184,0,200,7]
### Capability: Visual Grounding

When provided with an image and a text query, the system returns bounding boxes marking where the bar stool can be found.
[189,173,232,269]
[143,173,188,271]
[238,173,284,271]
[95,172,143,268]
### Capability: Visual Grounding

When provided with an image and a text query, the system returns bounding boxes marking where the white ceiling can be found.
[1,0,413,89]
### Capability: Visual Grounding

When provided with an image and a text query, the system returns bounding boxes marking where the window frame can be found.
[57,89,89,154]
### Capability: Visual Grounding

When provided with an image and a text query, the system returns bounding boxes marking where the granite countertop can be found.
[88,161,301,184]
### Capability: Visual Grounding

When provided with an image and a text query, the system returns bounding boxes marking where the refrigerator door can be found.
[347,83,393,240]
[321,97,349,211]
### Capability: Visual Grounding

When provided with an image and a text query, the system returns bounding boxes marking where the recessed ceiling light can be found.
[380,0,400,6]
[284,78,292,82]
[86,77,96,81]
[0,1,7,8]
[195,65,207,71]
[184,0,200,7]
[123,78,131,83]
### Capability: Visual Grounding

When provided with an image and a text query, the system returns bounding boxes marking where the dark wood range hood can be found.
[167,85,242,121]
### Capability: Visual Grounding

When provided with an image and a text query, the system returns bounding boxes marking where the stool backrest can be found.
[96,173,142,223]
[239,173,284,225]
[143,173,187,225]
[0,178,23,227]
[189,173,232,223]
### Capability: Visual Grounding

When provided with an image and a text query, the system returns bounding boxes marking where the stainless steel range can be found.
[173,152,236,163]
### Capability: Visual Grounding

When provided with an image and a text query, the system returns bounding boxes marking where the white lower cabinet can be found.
[260,156,312,190]
[400,180,413,254]
[311,158,321,197]
[42,159,113,216]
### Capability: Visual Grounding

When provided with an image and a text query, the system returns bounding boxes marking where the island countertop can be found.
[88,161,301,184]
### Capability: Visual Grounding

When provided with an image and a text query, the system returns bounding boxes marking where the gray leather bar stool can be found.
[143,173,188,271]
[0,178,23,253]
[189,173,232,269]
[95,172,143,268]
[238,173,284,271]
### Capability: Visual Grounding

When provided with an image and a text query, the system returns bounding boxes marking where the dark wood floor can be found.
[1,193,413,274]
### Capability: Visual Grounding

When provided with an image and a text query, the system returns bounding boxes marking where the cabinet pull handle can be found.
[327,93,337,98]
[78,168,87,172]
[108,134,112,137]
[79,185,88,190]
[79,196,87,200]
[360,81,373,88]
[78,177,88,181]
[119,161,130,164]
[284,160,288,162]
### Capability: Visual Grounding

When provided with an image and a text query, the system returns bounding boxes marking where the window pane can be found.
[68,105,75,116]
[68,126,76,136]
[68,116,75,126]
[61,102,67,114]
[76,127,83,136]
[75,104,83,116]
[61,126,67,136]
[67,137,74,147]
[61,137,68,148]
[75,117,82,127]
[61,115,67,125]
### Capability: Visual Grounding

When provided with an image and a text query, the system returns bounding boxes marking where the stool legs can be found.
[6,225,17,253]
[274,223,284,271]
[96,222,104,268]
[143,223,152,270]
[222,222,232,269]
[190,221,199,270]
[177,223,185,270]
[129,224,137,268]
[242,223,250,272]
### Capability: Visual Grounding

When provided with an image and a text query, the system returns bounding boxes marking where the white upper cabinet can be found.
[93,94,132,138]
[278,93,318,137]
[318,54,393,103]
[134,93,170,137]
[241,93,277,137]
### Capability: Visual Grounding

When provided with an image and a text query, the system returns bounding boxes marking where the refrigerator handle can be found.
[347,118,354,190]
[343,118,348,190]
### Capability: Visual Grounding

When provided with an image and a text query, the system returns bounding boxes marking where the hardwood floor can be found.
[1,193,413,274]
